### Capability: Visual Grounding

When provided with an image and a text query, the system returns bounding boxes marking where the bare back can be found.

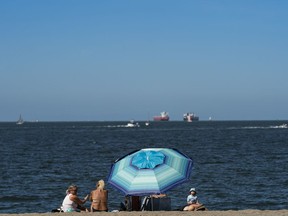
[90,189,108,211]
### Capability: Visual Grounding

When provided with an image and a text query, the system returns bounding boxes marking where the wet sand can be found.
[1,210,288,216]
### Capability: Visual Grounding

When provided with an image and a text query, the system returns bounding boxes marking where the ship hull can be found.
[183,116,199,122]
[153,116,169,121]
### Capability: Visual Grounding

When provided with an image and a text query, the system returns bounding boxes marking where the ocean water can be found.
[0,121,287,213]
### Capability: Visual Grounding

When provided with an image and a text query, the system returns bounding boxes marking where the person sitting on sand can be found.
[89,179,108,212]
[183,188,203,211]
[61,184,89,212]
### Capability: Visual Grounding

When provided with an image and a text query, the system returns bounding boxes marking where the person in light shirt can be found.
[183,188,203,211]
[61,184,89,212]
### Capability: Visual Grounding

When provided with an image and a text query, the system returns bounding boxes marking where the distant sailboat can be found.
[145,113,150,126]
[16,114,24,125]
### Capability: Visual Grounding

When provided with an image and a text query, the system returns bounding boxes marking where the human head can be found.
[67,184,78,194]
[189,188,196,195]
[97,179,105,190]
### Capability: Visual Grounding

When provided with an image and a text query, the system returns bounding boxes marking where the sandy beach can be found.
[1,210,288,216]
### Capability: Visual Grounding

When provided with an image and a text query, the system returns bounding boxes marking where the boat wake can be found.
[269,123,287,129]
[242,124,287,129]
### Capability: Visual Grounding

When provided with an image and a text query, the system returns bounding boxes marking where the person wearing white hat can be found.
[183,188,203,211]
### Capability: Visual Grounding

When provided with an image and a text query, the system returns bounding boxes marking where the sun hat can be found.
[189,188,196,192]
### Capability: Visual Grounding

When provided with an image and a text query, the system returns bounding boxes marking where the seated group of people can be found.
[61,180,108,212]
[60,181,205,212]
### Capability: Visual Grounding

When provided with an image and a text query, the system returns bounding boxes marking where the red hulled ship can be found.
[153,111,169,121]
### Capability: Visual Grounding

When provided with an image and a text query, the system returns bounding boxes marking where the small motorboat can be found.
[278,123,287,128]
[126,120,140,128]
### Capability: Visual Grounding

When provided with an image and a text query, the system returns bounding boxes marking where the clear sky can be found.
[1,0,287,121]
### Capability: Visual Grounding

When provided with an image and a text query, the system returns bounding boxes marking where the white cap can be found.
[189,188,196,192]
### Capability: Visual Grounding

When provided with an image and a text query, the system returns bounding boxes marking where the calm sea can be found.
[1,121,287,213]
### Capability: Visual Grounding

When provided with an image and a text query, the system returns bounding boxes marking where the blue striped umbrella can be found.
[107,148,193,195]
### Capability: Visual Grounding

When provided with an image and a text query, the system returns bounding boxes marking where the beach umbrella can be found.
[107,148,193,195]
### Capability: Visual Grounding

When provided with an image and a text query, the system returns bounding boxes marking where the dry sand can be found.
[1,210,288,216]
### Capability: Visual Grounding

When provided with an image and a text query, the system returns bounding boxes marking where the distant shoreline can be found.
[1,210,288,216]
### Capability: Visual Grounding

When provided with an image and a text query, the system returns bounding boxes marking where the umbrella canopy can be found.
[107,148,193,195]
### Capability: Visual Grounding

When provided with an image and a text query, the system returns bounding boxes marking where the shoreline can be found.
[1,210,288,216]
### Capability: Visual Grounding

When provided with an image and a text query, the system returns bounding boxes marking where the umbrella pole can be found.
[151,196,154,211]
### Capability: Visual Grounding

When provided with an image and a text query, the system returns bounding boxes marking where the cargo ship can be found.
[153,111,169,121]
[183,113,199,122]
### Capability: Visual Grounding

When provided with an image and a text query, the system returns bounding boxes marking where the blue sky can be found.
[1,0,287,121]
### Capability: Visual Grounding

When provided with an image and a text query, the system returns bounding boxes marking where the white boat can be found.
[16,114,24,125]
[271,123,288,129]
[278,124,287,128]
[145,121,150,126]
[126,120,140,127]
